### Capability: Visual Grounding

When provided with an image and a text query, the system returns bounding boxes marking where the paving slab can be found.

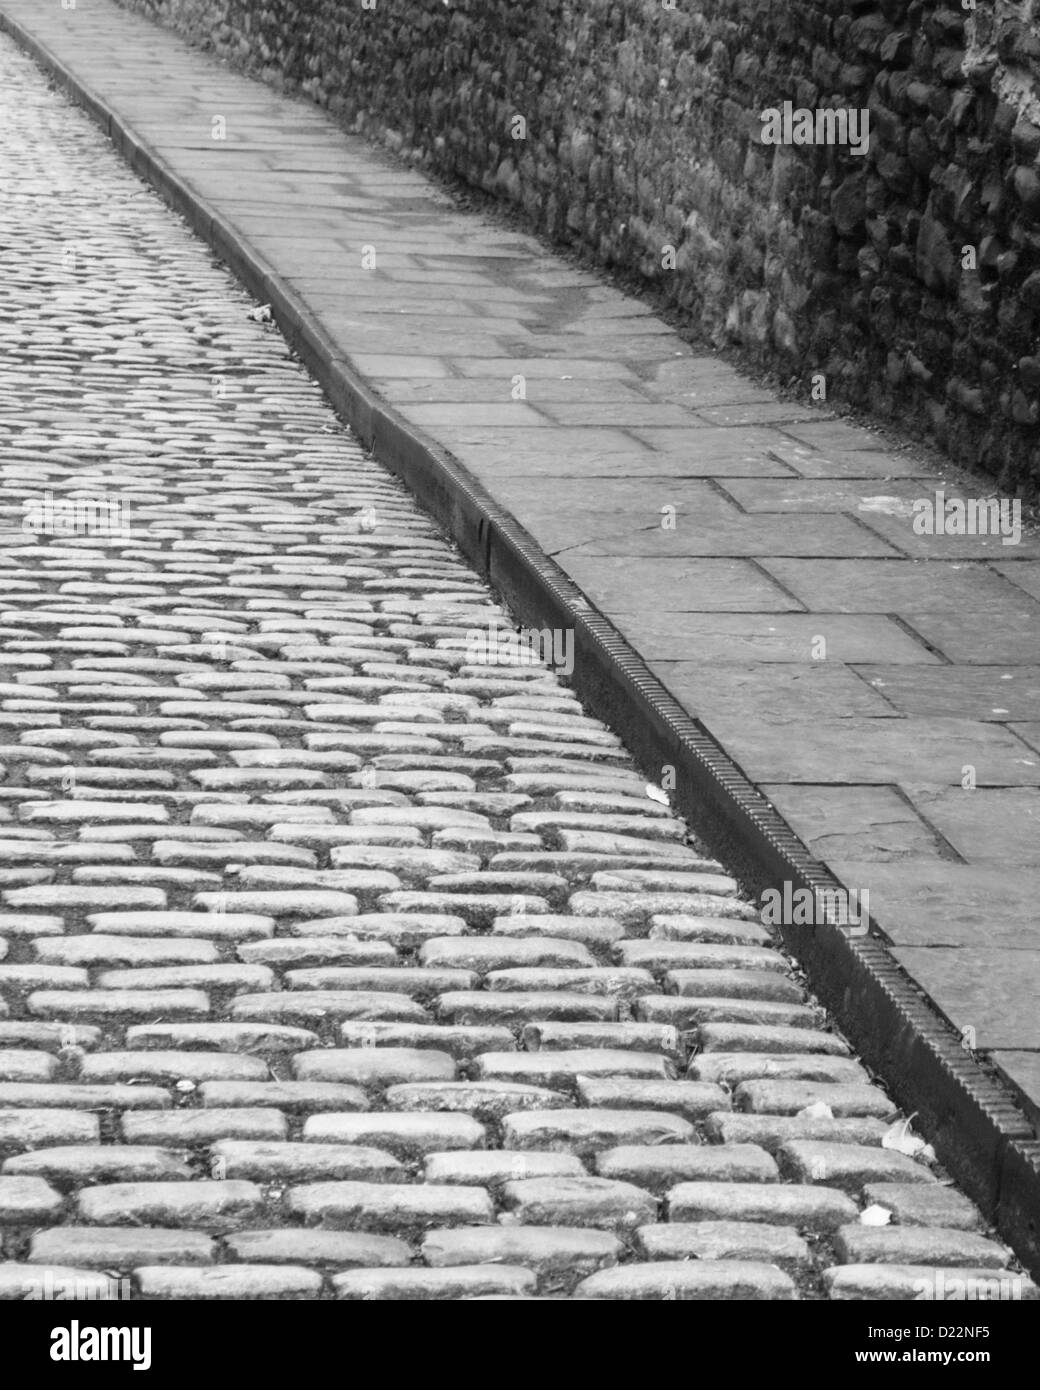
[701,717,1040,786]
[761,558,1036,613]
[889,951,1040,1052]
[826,863,1040,952]
[649,663,896,722]
[759,786,948,863]
[562,558,797,614]
[607,615,935,665]
[855,666,1040,722]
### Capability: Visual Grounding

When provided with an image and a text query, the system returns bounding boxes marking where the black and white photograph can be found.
[0,0,1037,1356]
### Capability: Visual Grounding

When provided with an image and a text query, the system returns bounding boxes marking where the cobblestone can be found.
[385,1082,562,1119]
[595,1144,779,1190]
[778,1141,938,1192]
[211,1141,404,1183]
[860,1183,985,1231]
[121,1109,288,1145]
[136,1265,323,1300]
[29,1227,216,1268]
[224,1229,410,1266]
[689,1055,871,1086]
[706,1113,891,1152]
[824,1265,1040,1301]
[331,1266,536,1300]
[294,1049,456,1087]
[576,1261,797,1300]
[0,29,1011,1302]
[734,1081,894,1118]
[501,1110,695,1154]
[422,1227,620,1286]
[302,1113,486,1157]
[4,1144,192,1184]
[833,1225,1012,1268]
[77,1181,264,1228]
[635,1221,811,1266]
[502,1175,658,1229]
[0,1109,100,1148]
[0,1175,65,1221]
[286,1182,494,1230]
[667,1183,860,1230]
[421,1151,582,1186]
[576,1079,729,1120]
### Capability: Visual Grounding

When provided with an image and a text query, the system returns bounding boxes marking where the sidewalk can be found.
[2,0,1039,1231]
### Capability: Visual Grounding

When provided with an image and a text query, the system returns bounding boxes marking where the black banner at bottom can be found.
[3,1296,1031,1376]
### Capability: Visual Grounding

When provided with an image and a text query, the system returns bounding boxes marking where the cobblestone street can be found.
[0,34,1034,1304]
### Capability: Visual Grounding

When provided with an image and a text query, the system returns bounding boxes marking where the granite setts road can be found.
[0,34,1033,1302]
